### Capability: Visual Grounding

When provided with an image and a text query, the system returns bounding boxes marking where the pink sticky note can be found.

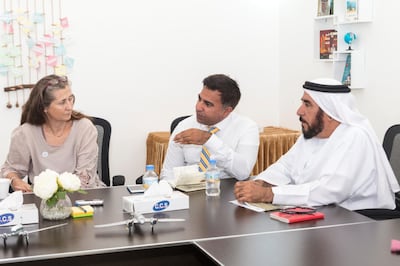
[4,23,13,34]
[32,43,44,56]
[60,17,69,28]
[46,55,57,67]
[391,239,400,253]
[42,34,55,47]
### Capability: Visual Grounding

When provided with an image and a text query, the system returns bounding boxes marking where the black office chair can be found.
[92,117,125,186]
[136,115,191,185]
[355,124,400,220]
[170,115,191,134]
[383,124,400,211]
[383,124,400,183]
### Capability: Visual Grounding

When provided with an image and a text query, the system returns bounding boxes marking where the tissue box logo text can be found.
[153,200,170,211]
[0,213,15,225]
[122,191,189,214]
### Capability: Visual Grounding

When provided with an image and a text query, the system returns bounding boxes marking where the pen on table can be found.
[76,205,87,213]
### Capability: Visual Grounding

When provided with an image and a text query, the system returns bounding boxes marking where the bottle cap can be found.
[146,164,155,171]
[209,159,216,165]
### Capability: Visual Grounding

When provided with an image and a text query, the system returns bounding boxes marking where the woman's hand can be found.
[10,177,32,193]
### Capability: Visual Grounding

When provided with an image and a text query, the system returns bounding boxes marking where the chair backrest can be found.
[92,117,111,186]
[136,115,191,185]
[383,124,400,183]
[170,115,191,133]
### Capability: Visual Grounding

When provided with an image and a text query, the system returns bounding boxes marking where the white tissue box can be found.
[122,191,189,214]
[0,204,39,226]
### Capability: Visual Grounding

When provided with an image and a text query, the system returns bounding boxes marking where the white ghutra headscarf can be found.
[303,78,400,204]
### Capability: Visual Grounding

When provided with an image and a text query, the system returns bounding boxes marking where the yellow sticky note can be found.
[71,205,94,218]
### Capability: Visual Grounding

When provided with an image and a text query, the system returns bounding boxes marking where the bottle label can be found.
[205,172,219,180]
[205,171,220,197]
[143,177,158,189]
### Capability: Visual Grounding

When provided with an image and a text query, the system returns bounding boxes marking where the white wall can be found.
[0,0,279,184]
[277,0,400,140]
[2,1,400,184]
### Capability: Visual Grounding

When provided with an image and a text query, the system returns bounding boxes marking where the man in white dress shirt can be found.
[234,78,400,217]
[160,74,259,182]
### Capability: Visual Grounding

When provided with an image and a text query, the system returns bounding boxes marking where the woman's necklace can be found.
[44,122,68,138]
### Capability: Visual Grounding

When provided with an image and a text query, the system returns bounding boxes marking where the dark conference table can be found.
[0,179,382,265]
[197,219,400,266]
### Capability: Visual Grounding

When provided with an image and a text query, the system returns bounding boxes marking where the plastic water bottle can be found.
[143,164,158,190]
[205,159,220,196]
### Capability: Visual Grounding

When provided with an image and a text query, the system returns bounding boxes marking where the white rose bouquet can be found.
[33,169,85,208]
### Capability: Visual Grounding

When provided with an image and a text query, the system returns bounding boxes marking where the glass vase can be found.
[40,194,72,220]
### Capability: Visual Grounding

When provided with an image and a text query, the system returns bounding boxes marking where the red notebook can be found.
[270,211,325,224]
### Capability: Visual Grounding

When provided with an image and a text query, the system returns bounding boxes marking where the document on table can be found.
[168,165,205,188]
[175,182,206,192]
[230,200,281,212]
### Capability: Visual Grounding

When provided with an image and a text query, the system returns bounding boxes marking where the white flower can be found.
[58,172,81,192]
[33,169,59,200]
[33,170,82,204]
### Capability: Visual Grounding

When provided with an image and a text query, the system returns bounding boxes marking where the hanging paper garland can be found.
[1,0,74,109]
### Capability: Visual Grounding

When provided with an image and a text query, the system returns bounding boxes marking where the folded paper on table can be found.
[230,200,281,212]
[246,202,282,211]
[168,165,205,190]
[176,182,206,193]
[270,211,325,224]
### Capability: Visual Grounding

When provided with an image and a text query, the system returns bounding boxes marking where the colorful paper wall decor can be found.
[1,0,74,109]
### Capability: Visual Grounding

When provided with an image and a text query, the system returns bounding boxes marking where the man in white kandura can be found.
[234,78,400,219]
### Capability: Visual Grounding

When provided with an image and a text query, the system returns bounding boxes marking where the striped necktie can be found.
[199,126,219,172]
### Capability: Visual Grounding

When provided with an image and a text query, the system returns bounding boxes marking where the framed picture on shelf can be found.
[345,0,358,21]
[317,0,334,16]
[319,29,337,59]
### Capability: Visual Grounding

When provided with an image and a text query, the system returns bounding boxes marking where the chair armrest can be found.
[112,175,125,186]
[395,191,400,210]
[136,175,143,184]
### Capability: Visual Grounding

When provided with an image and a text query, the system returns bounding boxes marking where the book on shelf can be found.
[345,0,358,21]
[317,0,334,16]
[270,211,325,224]
[342,53,352,86]
[319,29,337,59]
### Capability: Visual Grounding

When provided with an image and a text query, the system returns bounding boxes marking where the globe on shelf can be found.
[344,32,357,50]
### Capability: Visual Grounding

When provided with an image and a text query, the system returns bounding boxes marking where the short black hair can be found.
[203,74,241,109]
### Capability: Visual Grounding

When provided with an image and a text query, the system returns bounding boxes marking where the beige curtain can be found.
[146,127,300,177]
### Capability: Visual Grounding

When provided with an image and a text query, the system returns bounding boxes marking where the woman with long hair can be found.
[1,74,105,191]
